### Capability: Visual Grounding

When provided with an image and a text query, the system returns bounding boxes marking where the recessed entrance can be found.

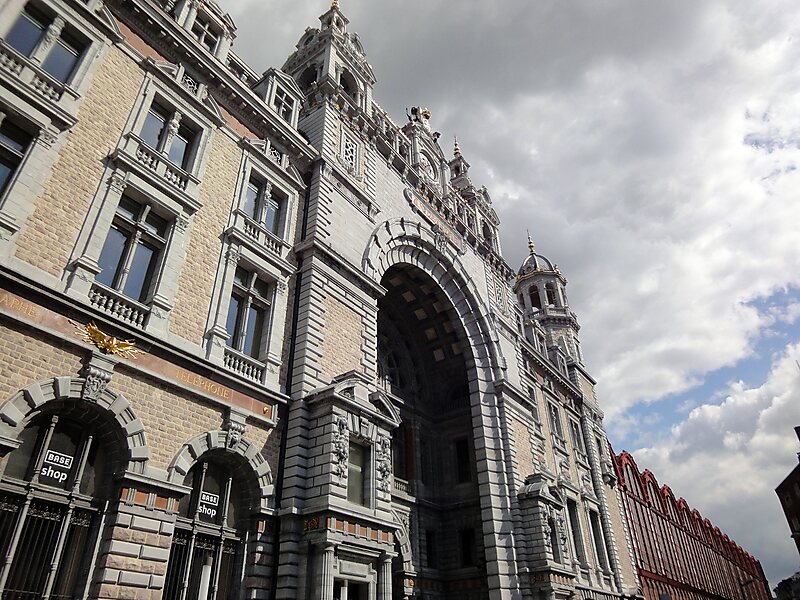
[378,264,488,599]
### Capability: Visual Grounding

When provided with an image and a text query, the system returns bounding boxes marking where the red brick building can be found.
[612,450,771,600]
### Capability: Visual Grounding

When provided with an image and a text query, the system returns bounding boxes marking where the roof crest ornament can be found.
[527,230,536,255]
[454,136,461,157]
[331,0,340,9]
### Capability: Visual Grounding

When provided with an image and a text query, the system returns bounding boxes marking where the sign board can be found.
[198,491,219,521]
[40,450,74,486]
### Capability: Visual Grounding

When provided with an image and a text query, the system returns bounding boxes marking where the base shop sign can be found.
[40,450,73,485]
[198,492,219,520]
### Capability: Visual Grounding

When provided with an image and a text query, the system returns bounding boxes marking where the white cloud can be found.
[634,341,800,585]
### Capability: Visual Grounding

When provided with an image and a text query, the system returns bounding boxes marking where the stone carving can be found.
[82,365,112,402]
[224,419,246,450]
[331,415,349,477]
[375,434,392,492]
[431,224,448,254]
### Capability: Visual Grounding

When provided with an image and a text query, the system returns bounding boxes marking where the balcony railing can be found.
[117,134,200,200]
[393,477,411,495]
[0,40,80,113]
[232,209,285,257]
[223,347,266,384]
[89,283,149,328]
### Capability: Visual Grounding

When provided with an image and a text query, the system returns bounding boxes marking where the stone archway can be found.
[363,218,518,600]
[167,429,273,512]
[0,376,149,474]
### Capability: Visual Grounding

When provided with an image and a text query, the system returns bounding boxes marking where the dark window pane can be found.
[115,196,139,221]
[243,304,264,358]
[140,105,167,149]
[253,277,271,300]
[459,529,475,567]
[143,210,168,237]
[122,241,157,302]
[347,442,365,505]
[96,226,129,288]
[455,437,471,483]
[244,181,260,219]
[3,424,42,481]
[225,295,241,347]
[6,12,46,57]
[0,162,13,196]
[264,197,279,234]
[0,121,33,154]
[41,37,81,83]
[169,124,196,169]
[233,267,248,287]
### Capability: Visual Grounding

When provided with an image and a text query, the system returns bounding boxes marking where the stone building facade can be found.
[0,0,765,599]
[612,451,771,600]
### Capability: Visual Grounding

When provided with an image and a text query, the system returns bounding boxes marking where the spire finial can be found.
[331,0,340,9]
[527,230,536,255]
[454,136,461,157]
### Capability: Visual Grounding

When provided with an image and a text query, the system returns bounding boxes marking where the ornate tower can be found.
[514,234,583,368]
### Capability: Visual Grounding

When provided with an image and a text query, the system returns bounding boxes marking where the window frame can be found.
[548,402,564,439]
[0,115,35,202]
[340,130,360,175]
[95,193,172,306]
[224,265,274,361]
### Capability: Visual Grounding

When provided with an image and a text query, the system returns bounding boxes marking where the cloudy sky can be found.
[219,0,800,585]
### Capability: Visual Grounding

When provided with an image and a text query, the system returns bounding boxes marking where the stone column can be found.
[378,554,392,600]
[318,544,335,600]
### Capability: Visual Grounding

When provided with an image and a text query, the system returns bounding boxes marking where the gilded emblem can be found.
[70,321,143,359]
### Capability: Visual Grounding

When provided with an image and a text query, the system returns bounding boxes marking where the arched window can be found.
[298,65,317,93]
[0,409,118,599]
[164,453,258,600]
[545,283,558,307]
[528,287,542,311]
[340,70,358,103]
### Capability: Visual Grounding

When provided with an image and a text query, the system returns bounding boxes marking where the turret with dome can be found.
[514,233,584,367]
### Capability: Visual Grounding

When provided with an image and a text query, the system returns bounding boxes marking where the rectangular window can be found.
[425,529,437,568]
[242,177,282,236]
[6,5,86,84]
[225,266,272,360]
[454,437,471,483]
[548,403,564,438]
[570,420,585,454]
[0,119,33,197]
[589,510,609,570]
[96,196,169,303]
[347,441,367,506]
[459,528,475,567]
[567,500,586,562]
[272,88,294,122]
[191,15,220,53]
[6,5,48,57]
[139,100,199,171]
[40,31,84,83]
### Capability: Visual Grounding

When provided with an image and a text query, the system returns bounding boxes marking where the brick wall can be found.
[169,132,242,344]
[319,295,364,380]
[14,46,143,275]
[0,321,84,401]
[112,367,223,469]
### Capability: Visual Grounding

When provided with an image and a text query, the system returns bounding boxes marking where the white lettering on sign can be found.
[44,450,73,469]
[200,492,219,506]
[198,491,219,520]
[40,450,74,485]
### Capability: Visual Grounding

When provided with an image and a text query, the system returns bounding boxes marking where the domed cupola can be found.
[514,233,584,366]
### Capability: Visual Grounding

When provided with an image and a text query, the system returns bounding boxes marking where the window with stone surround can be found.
[347,441,370,506]
[139,98,200,172]
[589,510,609,570]
[190,13,220,54]
[567,500,587,563]
[5,3,88,84]
[548,402,564,439]
[242,175,283,237]
[272,87,294,123]
[165,456,252,600]
[570,420,585,455]
[95,195,171,305]
[0,116,33,199]
[225,266,273,360]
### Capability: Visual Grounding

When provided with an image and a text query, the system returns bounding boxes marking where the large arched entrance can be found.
[378,264,488,600]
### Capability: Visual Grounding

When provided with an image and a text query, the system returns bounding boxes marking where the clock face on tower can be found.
[420,154,436,181]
